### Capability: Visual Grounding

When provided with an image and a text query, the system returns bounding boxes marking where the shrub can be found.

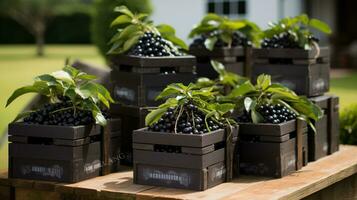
[340,104,357,145]
[91,0,152,58]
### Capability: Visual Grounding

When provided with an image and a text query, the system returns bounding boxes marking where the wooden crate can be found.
[132,127,239,191]
[110,104,150,165]
[239,119,308,178]
[251,47,330,97]
[189,46,251,79]
[8,118,121,183]
[111,70,196,107]
[110,55,196,74]
[308,95,340,161]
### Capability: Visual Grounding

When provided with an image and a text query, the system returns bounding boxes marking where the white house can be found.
[150,0,303,42]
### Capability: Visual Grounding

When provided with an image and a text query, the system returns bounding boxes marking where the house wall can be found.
[150,0,303,42]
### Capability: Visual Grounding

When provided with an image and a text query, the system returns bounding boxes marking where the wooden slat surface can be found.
[1,145,357,200]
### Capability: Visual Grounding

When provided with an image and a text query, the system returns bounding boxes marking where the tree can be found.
[0,0,90,56]
[91,0,152,59]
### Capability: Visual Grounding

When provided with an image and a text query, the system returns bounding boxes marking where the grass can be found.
[0,45,356,171]
[0,45,105,170]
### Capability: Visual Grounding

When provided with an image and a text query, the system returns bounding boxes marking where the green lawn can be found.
[0,45,356,171]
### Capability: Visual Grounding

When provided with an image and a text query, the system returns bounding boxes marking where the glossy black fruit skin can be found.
[23,101,110,126]
[129,32,182,57]
[190,31,252,49]
[261,32,319,49]
[237,103,297,124]
[148,102,223,135]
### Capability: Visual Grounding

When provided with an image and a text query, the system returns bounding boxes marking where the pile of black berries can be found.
[237,103,297,124]
[129,32,182,57]
[190,31,251,49]
[261,32,319,49]
[148,102,224,134]
[23,101,109,126]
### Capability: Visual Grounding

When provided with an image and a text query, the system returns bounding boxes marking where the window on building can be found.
[207,0,247,17]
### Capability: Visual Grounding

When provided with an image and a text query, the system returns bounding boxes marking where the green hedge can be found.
[340,104,357,145]
[0,12,91,44]
[91,0,152,58]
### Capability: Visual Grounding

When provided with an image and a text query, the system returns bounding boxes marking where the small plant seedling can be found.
[145,83,236,134]
[261,14,332,50]
[108,6,187,56]
[6,65,114,126]
[221,73,323,132]
[189,13,262,50]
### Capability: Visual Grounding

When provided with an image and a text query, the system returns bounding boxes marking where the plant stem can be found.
[174,105,184,134]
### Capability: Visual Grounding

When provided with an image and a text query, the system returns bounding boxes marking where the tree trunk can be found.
[35,31,45,57]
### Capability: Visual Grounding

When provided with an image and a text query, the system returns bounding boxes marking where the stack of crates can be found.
[109,55,196,164]
[250,47,339,162]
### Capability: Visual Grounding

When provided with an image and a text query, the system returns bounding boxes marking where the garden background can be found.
[0,0,356,170]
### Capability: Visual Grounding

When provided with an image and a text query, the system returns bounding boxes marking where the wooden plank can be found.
[55,169,154,199]
[110,55,196,68]
[3,145,357,200]
[15,188,60,200]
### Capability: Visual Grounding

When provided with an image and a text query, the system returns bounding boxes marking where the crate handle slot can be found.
[27,137,54,145]
[153,144,182,153]
[268,58,293,64]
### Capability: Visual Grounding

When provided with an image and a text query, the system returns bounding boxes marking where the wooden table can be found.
[1,145,357,200]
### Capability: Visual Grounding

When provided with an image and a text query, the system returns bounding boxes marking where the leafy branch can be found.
[224,74,323,132]
[263,14,332,49]
[145,83,235,132]
[6,65,114,126]
[108,5,187,54]
[189,13,262,50]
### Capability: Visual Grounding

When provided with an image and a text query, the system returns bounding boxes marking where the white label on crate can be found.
[21,165,63,179]
[143,168,191,187]
[312,78,325,92]
[210,165,226,182]
[114,86,135,101]
[84,160,101,174]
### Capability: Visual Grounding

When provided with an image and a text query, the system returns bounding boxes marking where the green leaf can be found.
[12,110,35,123]
[121,34,142,53]
[211,60,225,75]
[78,82,98,99]
[256,74,271,90]
[228,81,256,98]
[309,18,332,34]
[201,13,222,25]
[63,65,80,78]
[93,110,107,126]
[204,36,218,51]
[145,108,167,126]
[251,109,264,123]
[216,103,235,114]
[51,70,74,84]
[188,25,217,38]
[244,97,252,112]
[95,83,114,103]
[137,13,149,20]
[114,6,134,18]
[220,20,246,30]
[76,73,97,81]
[6,83,50,107]
[165,35,188,50]
[111,15,133,27]
[98,93,110,108]
[35,74,57,86]
[109,24,141,44]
